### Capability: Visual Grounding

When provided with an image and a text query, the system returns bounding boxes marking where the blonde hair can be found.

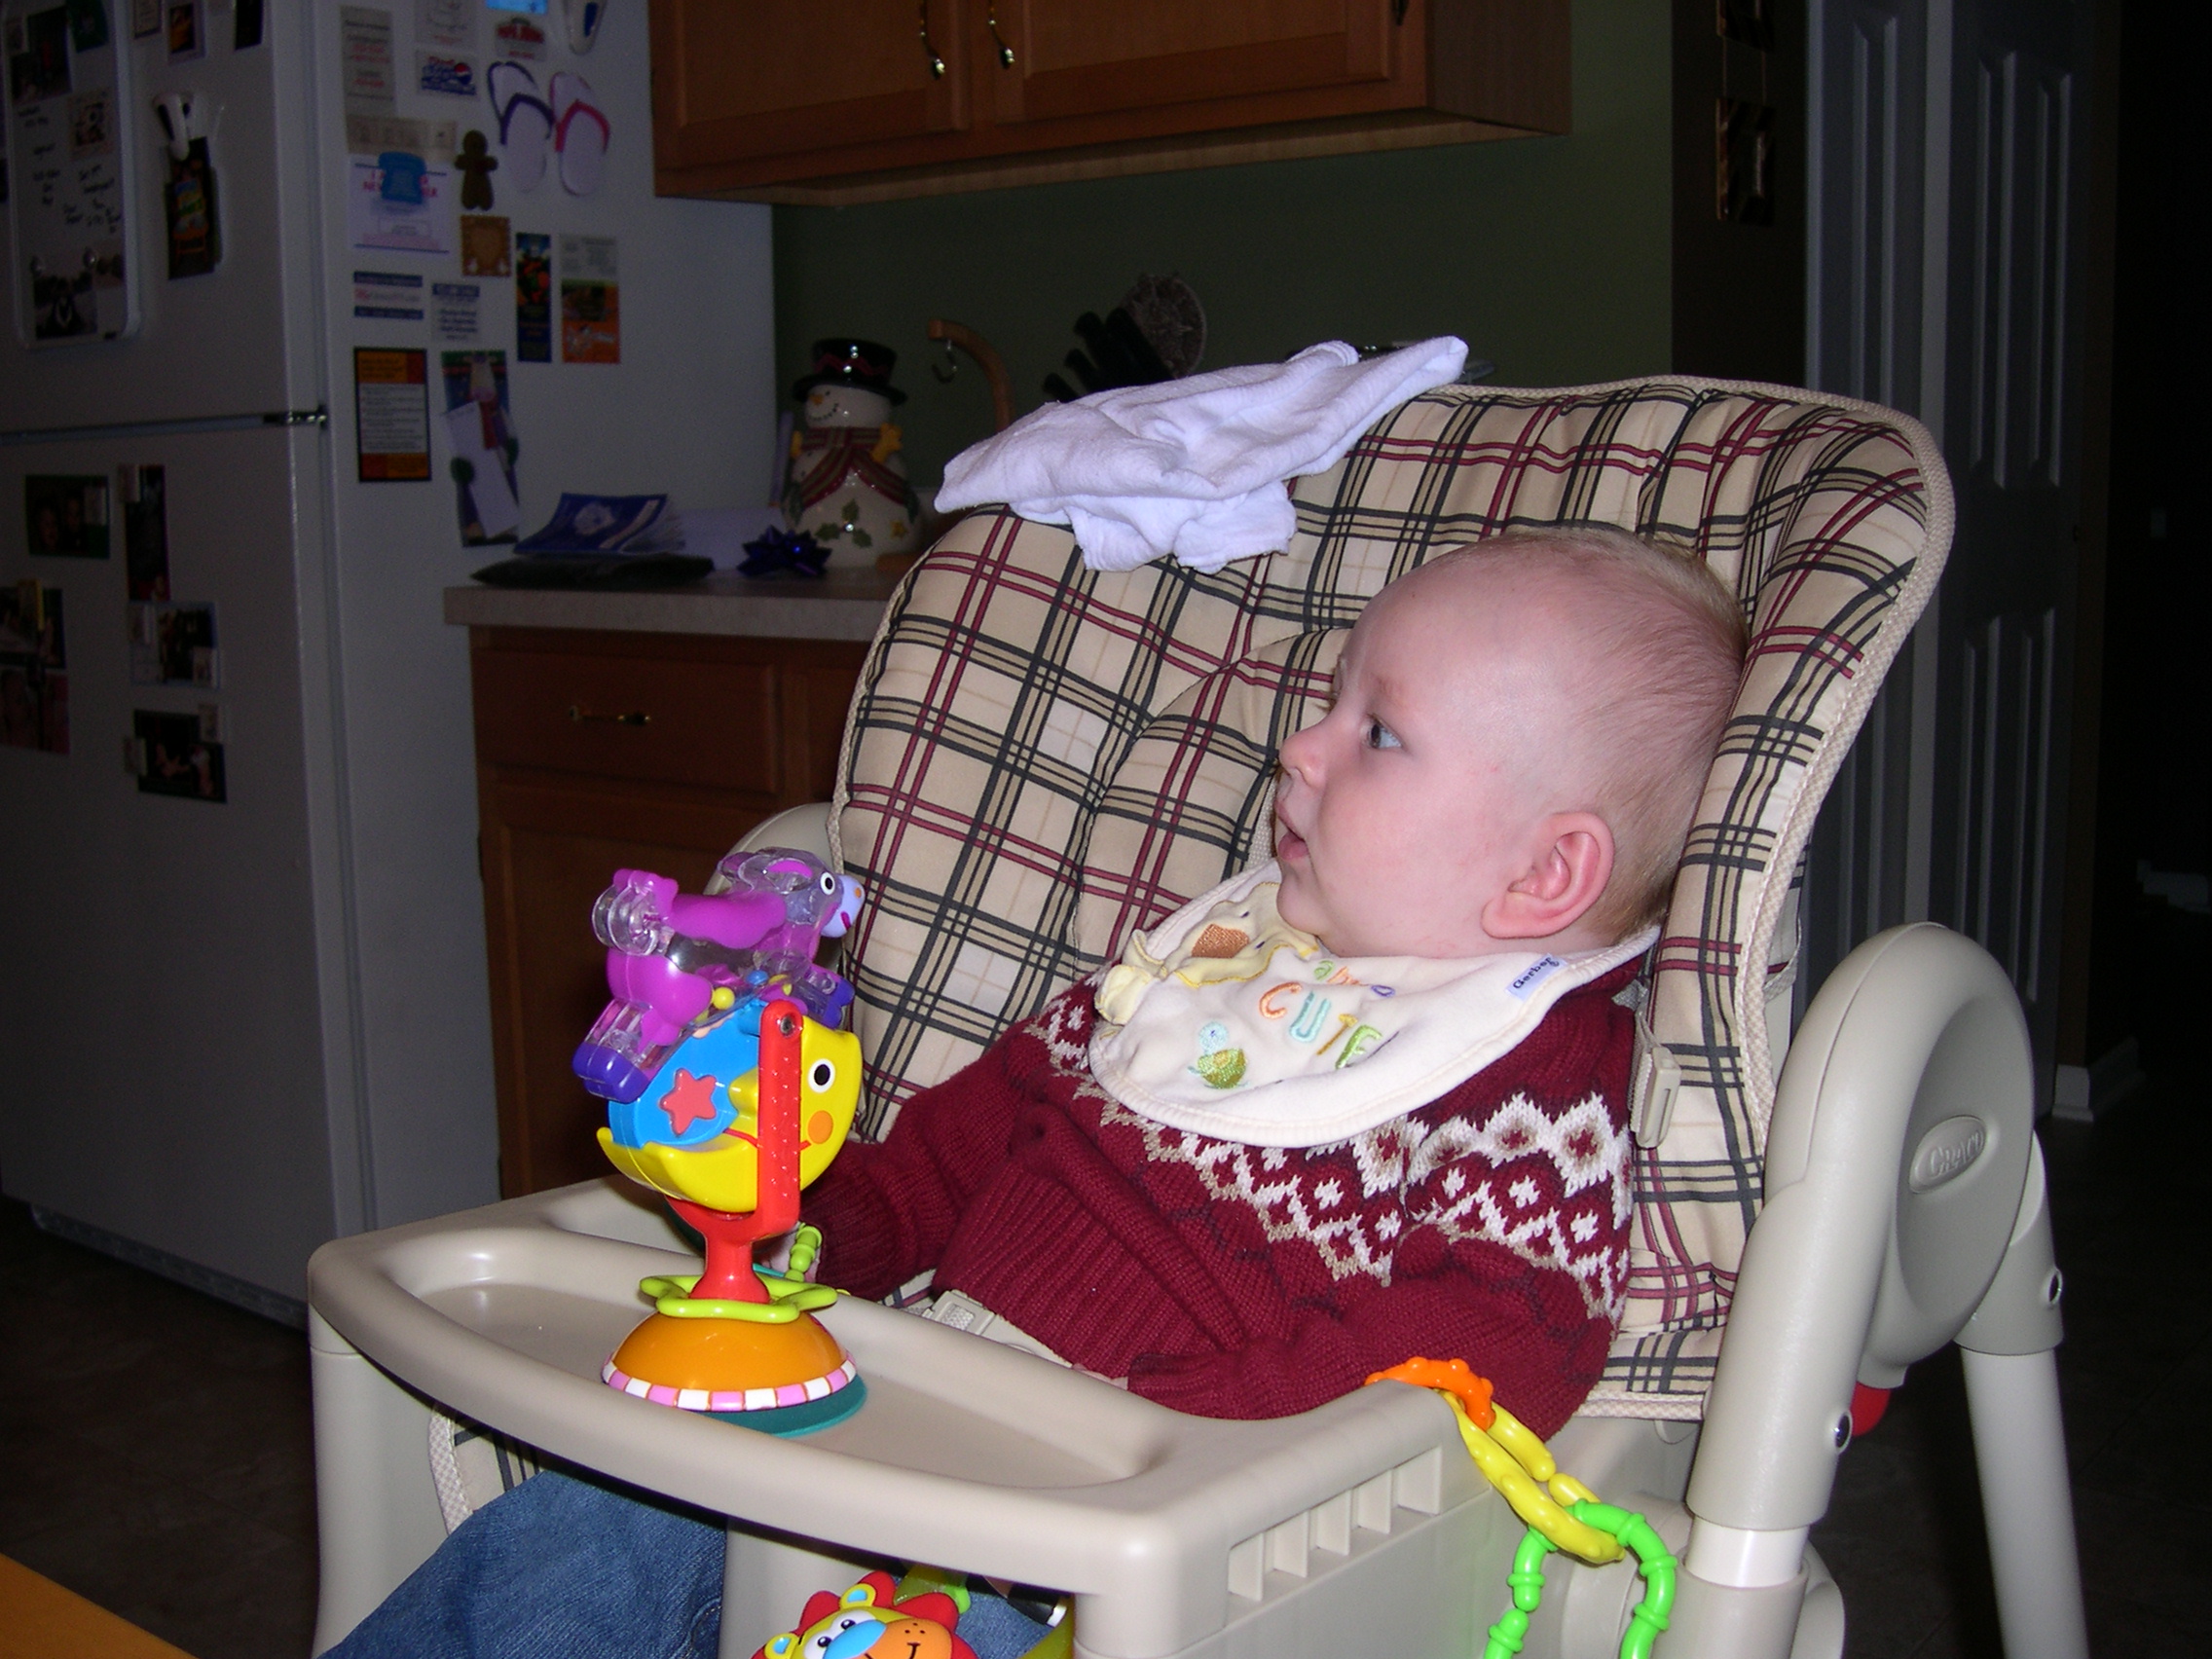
[1427,528,1748,940]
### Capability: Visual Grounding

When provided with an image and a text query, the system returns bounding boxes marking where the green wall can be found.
[773,0,1670,496]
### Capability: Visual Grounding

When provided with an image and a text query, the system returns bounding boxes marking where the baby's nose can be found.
[1278,721,1324,781]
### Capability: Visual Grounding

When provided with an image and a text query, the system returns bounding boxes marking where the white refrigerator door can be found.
[0,424,342,1302]
[0,14,313,433]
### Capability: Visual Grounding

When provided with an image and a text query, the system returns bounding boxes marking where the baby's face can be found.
[1272,563,1586,958]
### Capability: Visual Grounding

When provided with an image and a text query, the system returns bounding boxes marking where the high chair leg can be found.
[1667,927,2060,1658]
[1957,1139,2086,1659]
[1962,1349,2088,1659]
[1661,1537,1810,1658]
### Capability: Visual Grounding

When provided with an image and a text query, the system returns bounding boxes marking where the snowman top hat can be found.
[792,338,906,405]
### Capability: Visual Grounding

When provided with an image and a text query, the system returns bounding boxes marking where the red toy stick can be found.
[668,998,804,1305]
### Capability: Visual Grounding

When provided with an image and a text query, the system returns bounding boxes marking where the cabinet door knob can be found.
[987,5,1014,67]
[570,704,651,726]
[918,0,946,78]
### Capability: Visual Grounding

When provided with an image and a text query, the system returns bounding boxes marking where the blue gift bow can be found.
[737,527,830,578]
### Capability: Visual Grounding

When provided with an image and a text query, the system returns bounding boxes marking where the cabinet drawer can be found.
[471,648,779,793]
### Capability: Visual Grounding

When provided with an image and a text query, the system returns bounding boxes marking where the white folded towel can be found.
[934,337,1469,572]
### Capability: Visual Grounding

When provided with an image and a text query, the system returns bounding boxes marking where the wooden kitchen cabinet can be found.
[650,0,971,172]
[986,1,1396,128]
[468,626,867,1197]
[650,0,1568,204]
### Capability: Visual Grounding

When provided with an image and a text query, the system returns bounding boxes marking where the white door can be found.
[1803,0,1939,981]
[1803,0,2093,1109]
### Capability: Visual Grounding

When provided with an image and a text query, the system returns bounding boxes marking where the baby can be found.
[329,527,1745,1659]
[803,526,1745,1433]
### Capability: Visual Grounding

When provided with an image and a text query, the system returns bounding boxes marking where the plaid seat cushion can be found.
[831,377,1949,1412]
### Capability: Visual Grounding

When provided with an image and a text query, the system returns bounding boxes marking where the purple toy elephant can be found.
[572,848,864,1103]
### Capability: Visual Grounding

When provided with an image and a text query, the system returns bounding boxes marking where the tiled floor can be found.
[3,940,2207,1658]
[0,1200,318,1659]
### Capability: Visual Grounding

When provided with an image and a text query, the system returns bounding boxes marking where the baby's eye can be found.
[1366,719,1401,751]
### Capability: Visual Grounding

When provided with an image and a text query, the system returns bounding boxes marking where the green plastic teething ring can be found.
[637,1262,842,1322]
[1480,1501,1676,1659]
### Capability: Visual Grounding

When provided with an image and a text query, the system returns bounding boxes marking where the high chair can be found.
[307,378,2087,1659]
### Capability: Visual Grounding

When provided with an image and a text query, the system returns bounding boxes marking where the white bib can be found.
[1089,863,1655,1148]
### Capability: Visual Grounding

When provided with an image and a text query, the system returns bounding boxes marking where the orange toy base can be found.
[606,1310,855,1413]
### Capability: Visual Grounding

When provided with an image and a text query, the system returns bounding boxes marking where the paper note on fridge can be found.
[347,156,454,254]
[443,403,520,537]
[354,270,425,319]
[432,281,481,340]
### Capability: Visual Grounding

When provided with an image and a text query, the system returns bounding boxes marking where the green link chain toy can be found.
[1482,1502,1677,1659]
[1366,1358,1678,1659]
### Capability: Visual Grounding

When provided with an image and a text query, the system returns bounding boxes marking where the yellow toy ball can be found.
[600,1015,861,1213]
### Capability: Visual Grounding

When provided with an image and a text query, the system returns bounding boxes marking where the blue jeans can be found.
[326,1470,1052,1659]
[325,1470,724,1659]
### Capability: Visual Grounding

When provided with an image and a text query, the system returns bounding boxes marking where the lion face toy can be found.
[856,1614,959,1659]
[753,1571,977,1659]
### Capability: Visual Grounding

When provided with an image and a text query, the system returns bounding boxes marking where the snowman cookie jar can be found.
[784,339,920,567]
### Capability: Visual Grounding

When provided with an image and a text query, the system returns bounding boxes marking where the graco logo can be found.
[1907,1116,1988,1193]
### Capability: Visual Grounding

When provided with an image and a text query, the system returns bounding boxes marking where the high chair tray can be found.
[310,1178,1514,1657]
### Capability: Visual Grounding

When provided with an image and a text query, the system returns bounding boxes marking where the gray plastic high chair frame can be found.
[308,798,2087,1659]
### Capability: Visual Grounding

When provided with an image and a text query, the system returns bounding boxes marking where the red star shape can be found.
[659,1069,720,1136]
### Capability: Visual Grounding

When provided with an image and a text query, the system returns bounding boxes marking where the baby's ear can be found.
[1483,812,1614,942]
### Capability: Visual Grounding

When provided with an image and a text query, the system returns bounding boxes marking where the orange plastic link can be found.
[1366,1355,1496,1429]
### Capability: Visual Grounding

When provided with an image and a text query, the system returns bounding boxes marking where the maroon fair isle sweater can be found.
[802,962,1641,1438]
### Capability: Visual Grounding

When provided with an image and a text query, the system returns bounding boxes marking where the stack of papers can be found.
[510,498,791,568]
[515,495,681,556]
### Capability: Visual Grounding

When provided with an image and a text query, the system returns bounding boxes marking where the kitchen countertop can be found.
[441,568,902,641]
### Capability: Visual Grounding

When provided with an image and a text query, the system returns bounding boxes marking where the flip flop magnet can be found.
[551,72,610,198]
[488,61,553,193]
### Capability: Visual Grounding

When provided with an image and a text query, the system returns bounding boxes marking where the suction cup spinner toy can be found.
[573,850,870,1435]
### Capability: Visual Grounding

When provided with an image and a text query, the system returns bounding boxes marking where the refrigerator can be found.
[0,1,774,1308]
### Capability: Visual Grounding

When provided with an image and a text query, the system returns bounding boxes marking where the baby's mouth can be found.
[1273,807,1308,863]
